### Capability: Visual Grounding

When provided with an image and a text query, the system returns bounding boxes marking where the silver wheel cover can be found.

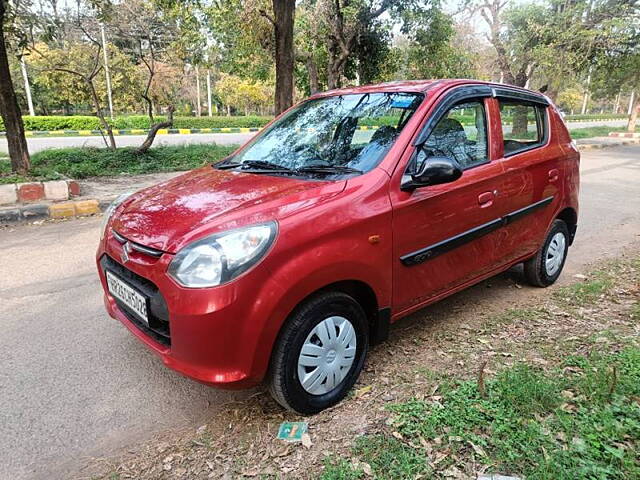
[297,316,357,395]
[545,231,566,276]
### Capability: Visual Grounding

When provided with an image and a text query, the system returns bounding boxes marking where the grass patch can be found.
[568,125,638,139]
[0,144,237,184]
[553,269,615,305]
[329,348,640,480]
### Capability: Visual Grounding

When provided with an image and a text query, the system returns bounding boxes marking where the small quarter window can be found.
[499,100,547,155]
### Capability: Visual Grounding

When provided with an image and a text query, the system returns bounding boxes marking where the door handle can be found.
[548,169,560,182]
[478,191,495,208]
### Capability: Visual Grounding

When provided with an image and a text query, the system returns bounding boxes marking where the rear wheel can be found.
[524,219,569,287]
[268,292,369,414]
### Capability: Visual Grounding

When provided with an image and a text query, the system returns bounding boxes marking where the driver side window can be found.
[415,100,488,172]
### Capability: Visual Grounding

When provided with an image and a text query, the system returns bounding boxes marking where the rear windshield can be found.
[229,92,423,175]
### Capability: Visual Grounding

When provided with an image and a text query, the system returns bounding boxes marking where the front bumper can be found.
[96,231,281,389]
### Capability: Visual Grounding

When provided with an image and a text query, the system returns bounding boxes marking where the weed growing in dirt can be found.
[324,348,640,480]
[553,269,615,305]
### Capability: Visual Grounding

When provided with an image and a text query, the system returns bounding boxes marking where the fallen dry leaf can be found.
[301,433,312,449]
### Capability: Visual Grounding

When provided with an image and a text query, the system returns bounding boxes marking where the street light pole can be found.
[20,58,35,116]
[100,23,114,120]
[207,69,212,117]
[195,65,202,117]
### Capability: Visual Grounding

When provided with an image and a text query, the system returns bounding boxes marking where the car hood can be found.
[111,166,344,253]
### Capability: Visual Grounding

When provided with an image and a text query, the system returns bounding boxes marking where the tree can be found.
[110,0,182,153]
[260,0,295,114]
[0,0,30,173]
[400,6,475,80]
[33,39,117,149]
[557,87,583,114]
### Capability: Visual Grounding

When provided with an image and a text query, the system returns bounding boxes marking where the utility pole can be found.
[20,58,35,116]
[628,91,635,116]
[613,92,621,114]
[195,65,202,117]
[581,73,591,115]
[100,23,114,120]
[207,69,212,117]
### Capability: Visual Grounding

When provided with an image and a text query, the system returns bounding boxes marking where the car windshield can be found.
[222,92,423,176]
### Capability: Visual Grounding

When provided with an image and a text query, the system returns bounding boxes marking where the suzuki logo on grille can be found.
[121,242,132,264]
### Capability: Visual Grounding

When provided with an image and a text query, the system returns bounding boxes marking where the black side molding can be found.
[503,196,553,225]
[401,196,554,266]
[400,218,503,266]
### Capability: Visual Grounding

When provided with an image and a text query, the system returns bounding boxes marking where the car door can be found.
[390,87,510,315]
[492,91,563,264]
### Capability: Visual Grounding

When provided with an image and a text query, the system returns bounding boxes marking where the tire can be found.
[524,219,570,287]
[268,291,369,414]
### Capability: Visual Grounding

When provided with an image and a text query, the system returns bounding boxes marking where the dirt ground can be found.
[76,242,640,480]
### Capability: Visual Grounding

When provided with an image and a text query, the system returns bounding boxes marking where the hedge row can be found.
[0,115,273,132]
[0,112,627,133]
[564,113,627,121]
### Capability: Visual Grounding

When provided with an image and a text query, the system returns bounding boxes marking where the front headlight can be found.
[168,222,277,288]
[100,192,133,239]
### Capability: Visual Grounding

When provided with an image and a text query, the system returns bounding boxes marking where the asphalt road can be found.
[1,145,639,479]
[0,119,628,154]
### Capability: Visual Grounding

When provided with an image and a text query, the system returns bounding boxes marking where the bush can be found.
[0,115,273,132]
[0,144,238,183]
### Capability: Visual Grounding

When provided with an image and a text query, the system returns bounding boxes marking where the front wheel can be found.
[268,292,369,414]
[523,219,570,287]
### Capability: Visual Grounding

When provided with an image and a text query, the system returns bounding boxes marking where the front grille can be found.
[112,230,164,258]
[100,254,171,346]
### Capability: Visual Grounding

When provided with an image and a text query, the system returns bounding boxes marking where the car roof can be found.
[310,79,549,103]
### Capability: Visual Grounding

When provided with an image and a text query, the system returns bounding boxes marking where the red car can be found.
[97,80,579,414]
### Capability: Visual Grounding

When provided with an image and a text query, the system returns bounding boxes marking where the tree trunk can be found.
[0,3,31,174]
[627,94,638,132]
[136,106,174,154]
[512,105,529,137]
[306,57,319,94]
[86,77,116,150]
[272,0,295,115]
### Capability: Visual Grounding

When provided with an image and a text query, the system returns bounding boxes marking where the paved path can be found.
[0,120,628,154]
[1,145,639,479]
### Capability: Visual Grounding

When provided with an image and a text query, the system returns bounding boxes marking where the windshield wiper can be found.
[215,159,295,173]
[241,160,294,171]
[296,164,363,175]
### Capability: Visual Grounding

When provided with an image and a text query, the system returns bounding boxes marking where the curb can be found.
[0,179,79,205]
[0,198,105,224]
[608,132,640,138]
[577,138,640,150]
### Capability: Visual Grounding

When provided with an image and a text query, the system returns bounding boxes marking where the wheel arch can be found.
[556,207,577,245]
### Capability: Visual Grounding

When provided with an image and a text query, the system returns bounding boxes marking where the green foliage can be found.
[568,125,639,139]
[0,115,273,131]
[26,43,142,114]
[340,348,640,479]
[399,6,476,80]
[322,458,364,480]
[0,144,236,183]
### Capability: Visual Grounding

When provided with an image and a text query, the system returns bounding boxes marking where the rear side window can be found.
[499,100,547,155]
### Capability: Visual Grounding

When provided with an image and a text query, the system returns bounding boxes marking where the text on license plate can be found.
[106,271,148,324]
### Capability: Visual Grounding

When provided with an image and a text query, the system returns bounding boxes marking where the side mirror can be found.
[401,155,463,191]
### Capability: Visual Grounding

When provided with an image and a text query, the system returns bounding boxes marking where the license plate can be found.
[106,271,148,324]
